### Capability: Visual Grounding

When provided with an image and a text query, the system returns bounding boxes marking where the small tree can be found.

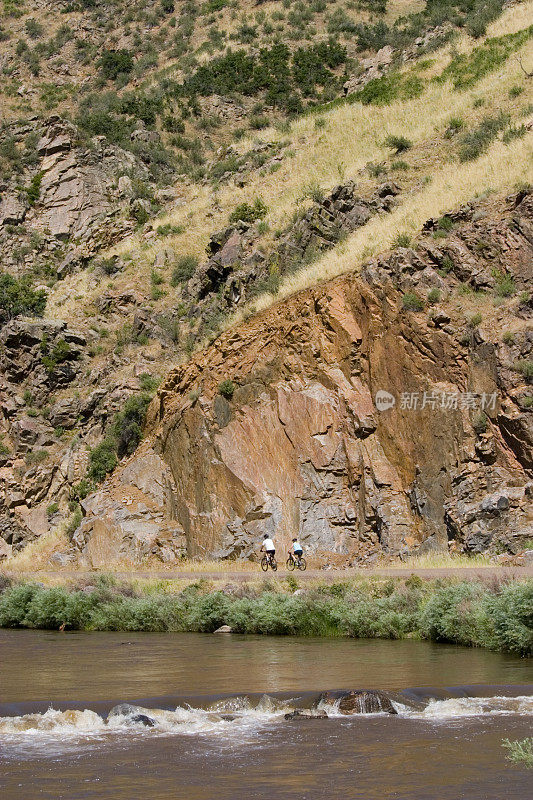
[384,134,412,154]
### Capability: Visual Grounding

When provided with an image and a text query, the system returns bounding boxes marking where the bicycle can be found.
[260,552,277,571]
[286,553,307,571]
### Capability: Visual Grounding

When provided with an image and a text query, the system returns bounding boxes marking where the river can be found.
[0,630,531,799]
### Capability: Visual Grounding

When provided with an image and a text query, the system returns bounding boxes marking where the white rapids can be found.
[0,694,532,743]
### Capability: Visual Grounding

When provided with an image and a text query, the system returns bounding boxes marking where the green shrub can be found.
[171,254,198,286]
[502,331,514,345]
[25,171,43,206]
[391,160,409,171]
[493,269,515,297]
[427,288,441,304]
[99,49,134,81]
[0,578,530,654]
[88,438,118,482]
[502,738,533,768]
[444,116,465,138]
[469,312,482,327]
[419,581,490,648]
[436,27,533,90]
[354,73,424,106]
[402,293,424,312]
[458,112,509,161]
[384,134,412,153]
[112,393,152,457]
[139,373,160,392]
[250,114,269,130]
[472,411,488,434]
[0,274,46,324]
[229,197,267,224]
[41,338,73,373]
[71,478,94,501]
[46,502,59,517]
[513,360,533,382]
[502,125,527,144]
[218,379,236,399]
[65,507,83,537]
[488,581,533,656]
[395,233,412,248]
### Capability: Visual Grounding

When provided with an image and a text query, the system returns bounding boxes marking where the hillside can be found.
[0,0,532,567]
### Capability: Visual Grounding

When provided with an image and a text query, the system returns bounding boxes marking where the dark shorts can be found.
[294,550,303,557]
[266,549,275,556]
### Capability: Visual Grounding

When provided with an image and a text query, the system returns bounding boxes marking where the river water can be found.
[0,630,531,799]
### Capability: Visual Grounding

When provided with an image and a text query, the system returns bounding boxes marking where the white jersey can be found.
[292,541,303,551]
[263,538,275,551]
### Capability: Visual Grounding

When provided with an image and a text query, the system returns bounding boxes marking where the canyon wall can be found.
[72,191,533,566]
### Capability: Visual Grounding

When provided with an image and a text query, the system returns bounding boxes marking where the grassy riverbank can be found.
[0,574,531,656]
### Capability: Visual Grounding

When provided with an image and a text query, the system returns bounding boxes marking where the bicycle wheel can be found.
[286,556,295,571]
[271,558,277,571]
[298,557,307,571]
[261,555,269,572]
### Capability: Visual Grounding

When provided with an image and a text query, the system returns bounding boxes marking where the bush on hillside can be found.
[384,134,412,153]
[112,393,152,458]
[229,198,267,224]
[88,438,118,482]
[458,112,509,161]
[0,274,46,324]
[99,49,134,81]
[171,255,198,286]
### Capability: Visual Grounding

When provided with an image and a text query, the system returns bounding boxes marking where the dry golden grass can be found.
[397,552,493,569]
[4,528,70,574]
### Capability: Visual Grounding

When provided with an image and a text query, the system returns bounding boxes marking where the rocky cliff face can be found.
[72,190,533,567]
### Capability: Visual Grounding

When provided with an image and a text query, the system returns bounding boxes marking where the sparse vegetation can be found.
[513,360,533,383]
[402,293,424,312]
[171,255,198,286]
[502,738,533,768]
[218,379,236,399]
[458,112,510,161]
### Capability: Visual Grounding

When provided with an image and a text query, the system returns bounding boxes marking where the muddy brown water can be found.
[0,630,532,799]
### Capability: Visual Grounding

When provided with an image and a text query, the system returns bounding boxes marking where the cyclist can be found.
[289,538,304,564]
[260,534,276,565]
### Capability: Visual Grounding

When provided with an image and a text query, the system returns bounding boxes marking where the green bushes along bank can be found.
[0,576,531,656]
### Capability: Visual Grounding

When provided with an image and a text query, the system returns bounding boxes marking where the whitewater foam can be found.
[1,694,531,744]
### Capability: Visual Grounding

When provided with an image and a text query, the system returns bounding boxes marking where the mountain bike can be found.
[286,553,307,571]
[260,552,277,571]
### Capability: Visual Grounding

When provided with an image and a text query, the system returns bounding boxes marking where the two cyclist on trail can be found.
[260,534,305,570]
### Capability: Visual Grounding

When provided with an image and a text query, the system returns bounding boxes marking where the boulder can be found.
[0,194,27,226]
[284,710,328,720]
[213,625,233,634]
[338,690,397,715]
[107,704,156,727]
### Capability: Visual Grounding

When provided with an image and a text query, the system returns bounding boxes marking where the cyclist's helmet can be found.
[263,534,268,539]
[292,538,297,542]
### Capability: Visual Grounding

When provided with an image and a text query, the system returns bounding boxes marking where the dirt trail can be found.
[6,565,532,584]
